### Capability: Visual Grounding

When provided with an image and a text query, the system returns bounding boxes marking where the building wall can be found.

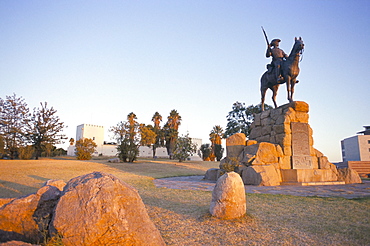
[358,135,370,161]
[341,135,370,162]
[76,124,105,155]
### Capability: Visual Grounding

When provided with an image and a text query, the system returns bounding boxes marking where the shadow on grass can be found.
[28,175,50,182]
[0,179,37,198]
[104,161,207,179]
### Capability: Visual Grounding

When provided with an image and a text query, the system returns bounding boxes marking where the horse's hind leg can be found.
[272,85,279,108]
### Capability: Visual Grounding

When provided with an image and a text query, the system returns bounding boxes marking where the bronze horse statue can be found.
[260,37,304,111]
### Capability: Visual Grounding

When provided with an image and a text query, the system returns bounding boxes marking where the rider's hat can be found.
[270,39,281,47]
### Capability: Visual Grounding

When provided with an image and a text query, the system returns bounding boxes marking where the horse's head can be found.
[293,37,304,55]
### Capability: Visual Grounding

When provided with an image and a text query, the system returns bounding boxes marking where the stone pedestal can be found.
[248,101,338,185]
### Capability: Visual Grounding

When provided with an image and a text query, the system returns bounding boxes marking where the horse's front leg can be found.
[290,79,296,102]
[286,77,292,102]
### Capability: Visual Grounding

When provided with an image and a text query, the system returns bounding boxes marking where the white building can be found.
[67,123,202,159]
[341,126,370,162]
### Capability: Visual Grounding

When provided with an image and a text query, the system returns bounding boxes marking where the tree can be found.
[200,143,212,161]
[0,135,4,158]
[110,112,140,162]
[209,125,224,161]
[151,112,165,158]
[139,124,156,148]
[224,102,272,138]
[75,138,97,160]
[173,133,197,162]
[0,94,30,159]
[26,102,64,160]
[164,110,182,159]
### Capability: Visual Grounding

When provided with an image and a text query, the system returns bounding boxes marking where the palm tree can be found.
[164,110,182,159]
[167,110,181,131]
[152,112,162,129]
[151,112,163,158]
[209,125,224,161]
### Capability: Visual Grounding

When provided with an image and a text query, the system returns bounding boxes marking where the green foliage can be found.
[75,138,97,160]
[224,102,272,138]
[0,135,4,158]
[173,133,197,162]
[220,157,239,172]
[110,112,140,162]
[27,102,65,160]
[214,144,224,161]
[0,93,30,159]
[140,124,156,147]
[18,145,35,160]
[200,143,212,160]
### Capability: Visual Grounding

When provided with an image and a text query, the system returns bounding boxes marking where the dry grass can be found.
[0,158,369,246]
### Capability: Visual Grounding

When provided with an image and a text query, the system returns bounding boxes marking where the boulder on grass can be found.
[0,185,61,243]
[337,168,362,184]
[204,168,219,181]
[210,172,246,219]
[50,172,165,246]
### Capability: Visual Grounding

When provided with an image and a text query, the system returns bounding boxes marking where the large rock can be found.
[226,133,246,158]
[337,168,362,184]
[242,165,280,186]
[239,142,284,166]
[204,168,219,181]
[50,172,165,246]
[210,172,246,219]
[0,185,61,243]
[44,179,66,191]
[0,241,37,246]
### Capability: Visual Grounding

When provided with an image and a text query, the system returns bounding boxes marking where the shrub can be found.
[19,145,35,159]
[75,138,97,160]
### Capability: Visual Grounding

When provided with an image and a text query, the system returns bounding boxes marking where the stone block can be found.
[261,117,273,126]
[261,125,272,136]
[254,114,261,126]
[261,110,270,119]
[283,145,292,156]
[226,133,246,146]
[281,169,337,183]
[295,112,309,123]
[226,145,245,159]
[280,156,292,169]
[292,156,313,169]
[241,165,280,186]
[246,140,257,146]
[249,127,261,139]
[273,124,285,134]
[270,107,282,120]
[275,115,286,125]
[291,101,309,113]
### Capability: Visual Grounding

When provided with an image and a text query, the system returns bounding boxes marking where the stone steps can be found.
[281,181,345,186]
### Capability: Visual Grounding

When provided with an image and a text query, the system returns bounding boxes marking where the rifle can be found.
[261,26,270,47]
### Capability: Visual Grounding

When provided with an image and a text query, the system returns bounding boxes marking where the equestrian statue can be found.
[260,27,304,111]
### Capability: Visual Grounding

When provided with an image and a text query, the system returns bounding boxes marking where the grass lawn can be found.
[0,158,369,246]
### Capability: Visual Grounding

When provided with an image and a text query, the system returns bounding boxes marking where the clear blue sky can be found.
[1,1,369,162]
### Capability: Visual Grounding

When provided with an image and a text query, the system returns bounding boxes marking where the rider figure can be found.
[266,39,287,84]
